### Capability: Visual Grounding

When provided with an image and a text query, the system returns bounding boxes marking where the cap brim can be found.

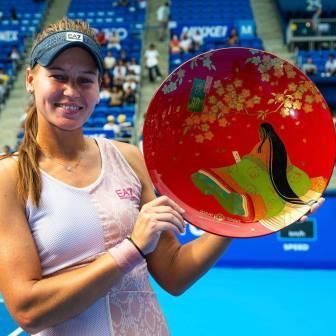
[37,41,104,75]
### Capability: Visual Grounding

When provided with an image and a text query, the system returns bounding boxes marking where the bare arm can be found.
[148,231,231,296]
[0,158,127,333]
[116,143,232,296]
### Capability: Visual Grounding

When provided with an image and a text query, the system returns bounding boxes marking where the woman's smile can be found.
[54,102,84,117]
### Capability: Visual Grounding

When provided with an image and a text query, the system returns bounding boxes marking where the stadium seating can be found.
[0,0,46,38]
[277,1,336,107]
[298,49,335,74]
[171,0,253,25]
[0,0,47,107]
[277,0,336,19]
[169,0,263,72]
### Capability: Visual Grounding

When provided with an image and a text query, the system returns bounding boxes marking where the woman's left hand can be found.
[299,197,325,222]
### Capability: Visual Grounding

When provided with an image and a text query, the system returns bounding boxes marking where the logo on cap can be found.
[66,32,84,42]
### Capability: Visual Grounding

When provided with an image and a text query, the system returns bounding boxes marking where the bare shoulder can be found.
[0,155,19,192]
[111,140,142,160]
[0,155,23,214]
[111,140,147,182]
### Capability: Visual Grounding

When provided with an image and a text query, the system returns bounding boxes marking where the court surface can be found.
[1,267,336,336]
[152,267,336,336]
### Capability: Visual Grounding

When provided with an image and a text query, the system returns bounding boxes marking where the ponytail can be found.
[17,101,42,207]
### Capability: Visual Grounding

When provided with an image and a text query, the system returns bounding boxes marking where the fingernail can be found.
[180,208,185,213]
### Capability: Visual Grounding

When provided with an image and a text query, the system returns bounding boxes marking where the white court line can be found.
[8,328,24,336]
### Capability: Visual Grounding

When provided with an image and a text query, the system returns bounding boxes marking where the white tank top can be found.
[26,137,169,336]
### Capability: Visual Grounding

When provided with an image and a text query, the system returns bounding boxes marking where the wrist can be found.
[127,236,146,258]
[108,238,145,274]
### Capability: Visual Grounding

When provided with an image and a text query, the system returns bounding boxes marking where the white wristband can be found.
[108,239,145,273]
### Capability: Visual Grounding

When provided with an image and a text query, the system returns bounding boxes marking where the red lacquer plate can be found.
[143,48,336,238]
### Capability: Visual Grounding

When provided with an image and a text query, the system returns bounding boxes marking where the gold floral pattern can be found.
[162,68,186,94]
[190,52,216,71]
[180,50,326,143]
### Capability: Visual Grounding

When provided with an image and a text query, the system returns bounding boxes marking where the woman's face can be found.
[26,47,100,131]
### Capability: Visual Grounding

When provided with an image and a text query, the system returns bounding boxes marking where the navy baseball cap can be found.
[30,30,104,75]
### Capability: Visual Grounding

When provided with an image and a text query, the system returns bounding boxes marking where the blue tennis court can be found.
[152,268,336,336]
[2,267,336,336]
[0,295,26,336]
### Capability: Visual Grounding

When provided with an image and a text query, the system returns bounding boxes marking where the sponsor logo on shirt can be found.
[115,187,137,201]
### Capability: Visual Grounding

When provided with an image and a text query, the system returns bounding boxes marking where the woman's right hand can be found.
[131,195,186,255]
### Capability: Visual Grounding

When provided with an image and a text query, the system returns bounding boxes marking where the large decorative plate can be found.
[143,48,336,237]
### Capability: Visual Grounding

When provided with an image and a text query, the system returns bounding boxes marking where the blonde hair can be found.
[17,17,97,207]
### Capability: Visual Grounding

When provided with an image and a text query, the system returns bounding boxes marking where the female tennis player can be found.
[0,18,323,335]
